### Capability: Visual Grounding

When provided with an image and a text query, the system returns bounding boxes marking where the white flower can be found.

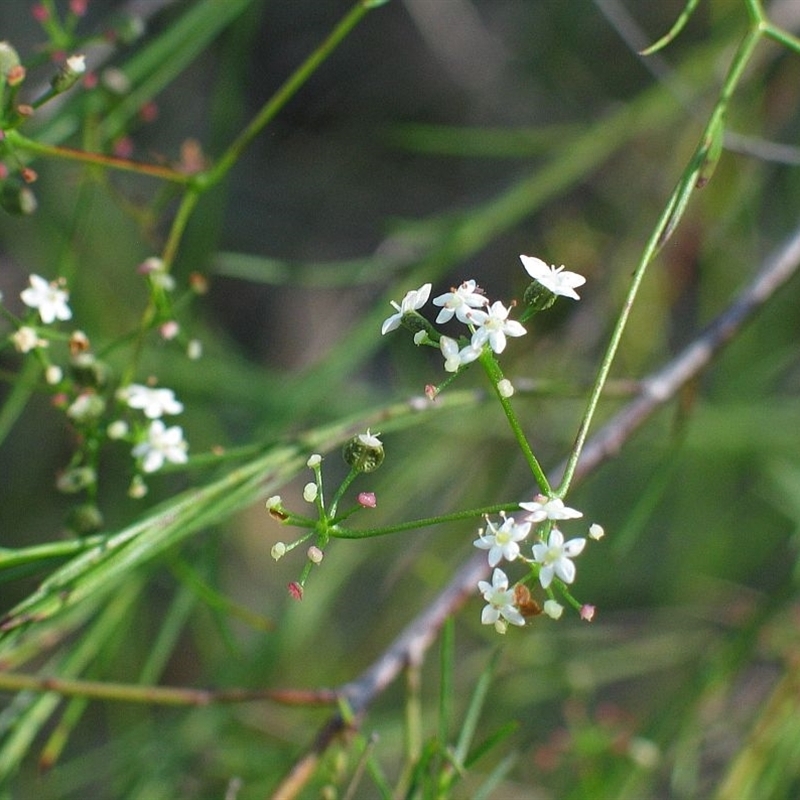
[432,279,489,324]
[478,568,525,630]
[121,384,183,419]
[12,326,47,353]
[466,301,526,354]
[474,514,531,567]
[307,454,322,468]
[45,365,63,385]
[107,420,129,439]
[519,494,583,523]
[520,255,586,300]
[132,420,188,473]
[439,336,482,373]
[531,528,586,589]
[381,283,432,335]
[303,482,318,503]
[358,429,382,447]
[20,274,72,324]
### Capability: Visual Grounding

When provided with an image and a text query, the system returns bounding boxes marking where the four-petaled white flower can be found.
[439,335,482,373]
[474,514,531,567]
[121,383,184,419]
[432,279,489,324]
[531,528,586,589]
[478,568,525,630]
[466,300,526,354]
[132,420,188,473]
[519,494,583,523]
[381,283,432,335]
[520,255,586,300]
[20,274,72,324]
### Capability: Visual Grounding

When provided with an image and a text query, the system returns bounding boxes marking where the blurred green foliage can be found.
[2,0,800,798]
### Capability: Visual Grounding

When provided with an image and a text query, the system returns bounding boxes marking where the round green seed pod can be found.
[343,430,385,473]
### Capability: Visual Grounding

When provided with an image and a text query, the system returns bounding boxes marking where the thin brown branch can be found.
[268,223,800,799]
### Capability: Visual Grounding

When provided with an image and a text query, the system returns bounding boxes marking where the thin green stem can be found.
[478,350,550,494]
[331,502,521,539]
[3,131,193,184]
[202,0,376,190]
[556,21,764,497]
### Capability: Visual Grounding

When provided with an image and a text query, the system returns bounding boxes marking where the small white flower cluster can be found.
[473,496,603,633]
[3,272,192,498]
[381,255,586,380]
[117,384,188,475]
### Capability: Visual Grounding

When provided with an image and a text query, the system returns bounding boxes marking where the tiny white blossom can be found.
[20,274,72,324]
[381,283,431,335]
[307,454,322,468]
[121,384,183,419]
[432,279,489,324]
[439,336,482,373]
[532,528,586,589]
[303,482,318,503]
[497,378,514,398]
[520,255,586,300]
[358,429,382,447]
[543,599,564,619]
[589,523,605,540]
[12,326,47,353]
[307,545,324,564]
[132,420,188,473]
[466,301,526,354]
[519,494,583,523]
[478,568,525,630]
[474,514,531,567]
[266,495,283,511]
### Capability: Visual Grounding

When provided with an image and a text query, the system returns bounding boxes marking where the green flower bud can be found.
[0,179,37,215]
[343,429,384,473]
[51,55,86,94]
[56,466,97,494]
[523,280,557,313]
[0,41,21,78]
[66,503,104,535]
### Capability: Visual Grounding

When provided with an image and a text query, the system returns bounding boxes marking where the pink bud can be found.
[287,582,303,601]
[32,4,50,22]
[425,384,438,400]
[358,492,377,508]
[159,320,180,340]
[580,604,595,622]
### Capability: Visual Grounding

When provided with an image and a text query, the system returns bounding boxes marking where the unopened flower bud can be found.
[0,41,21,79]
[107,420,129,439]
[51,54,86,94]
[56,466,97,493]
[357,492,377,508]
[45,365,63,385]
[0,179,37,215]
[302,482,318,503]
[288,581,303,601]
[69,330,91,355]
[497,379,514,398]
[306,454,322,468]
[66,502,104,535]
[543,599,564,620]
[342,429,384,473]
[588,523,605,540]
[186,339,203,360]
[128,475,148,498]
[271,542,287,561]
[66,392,106,422]
[579,604,595,622]
[266,496,289,521]
[307,545,324,564]
[523,280,558,313]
